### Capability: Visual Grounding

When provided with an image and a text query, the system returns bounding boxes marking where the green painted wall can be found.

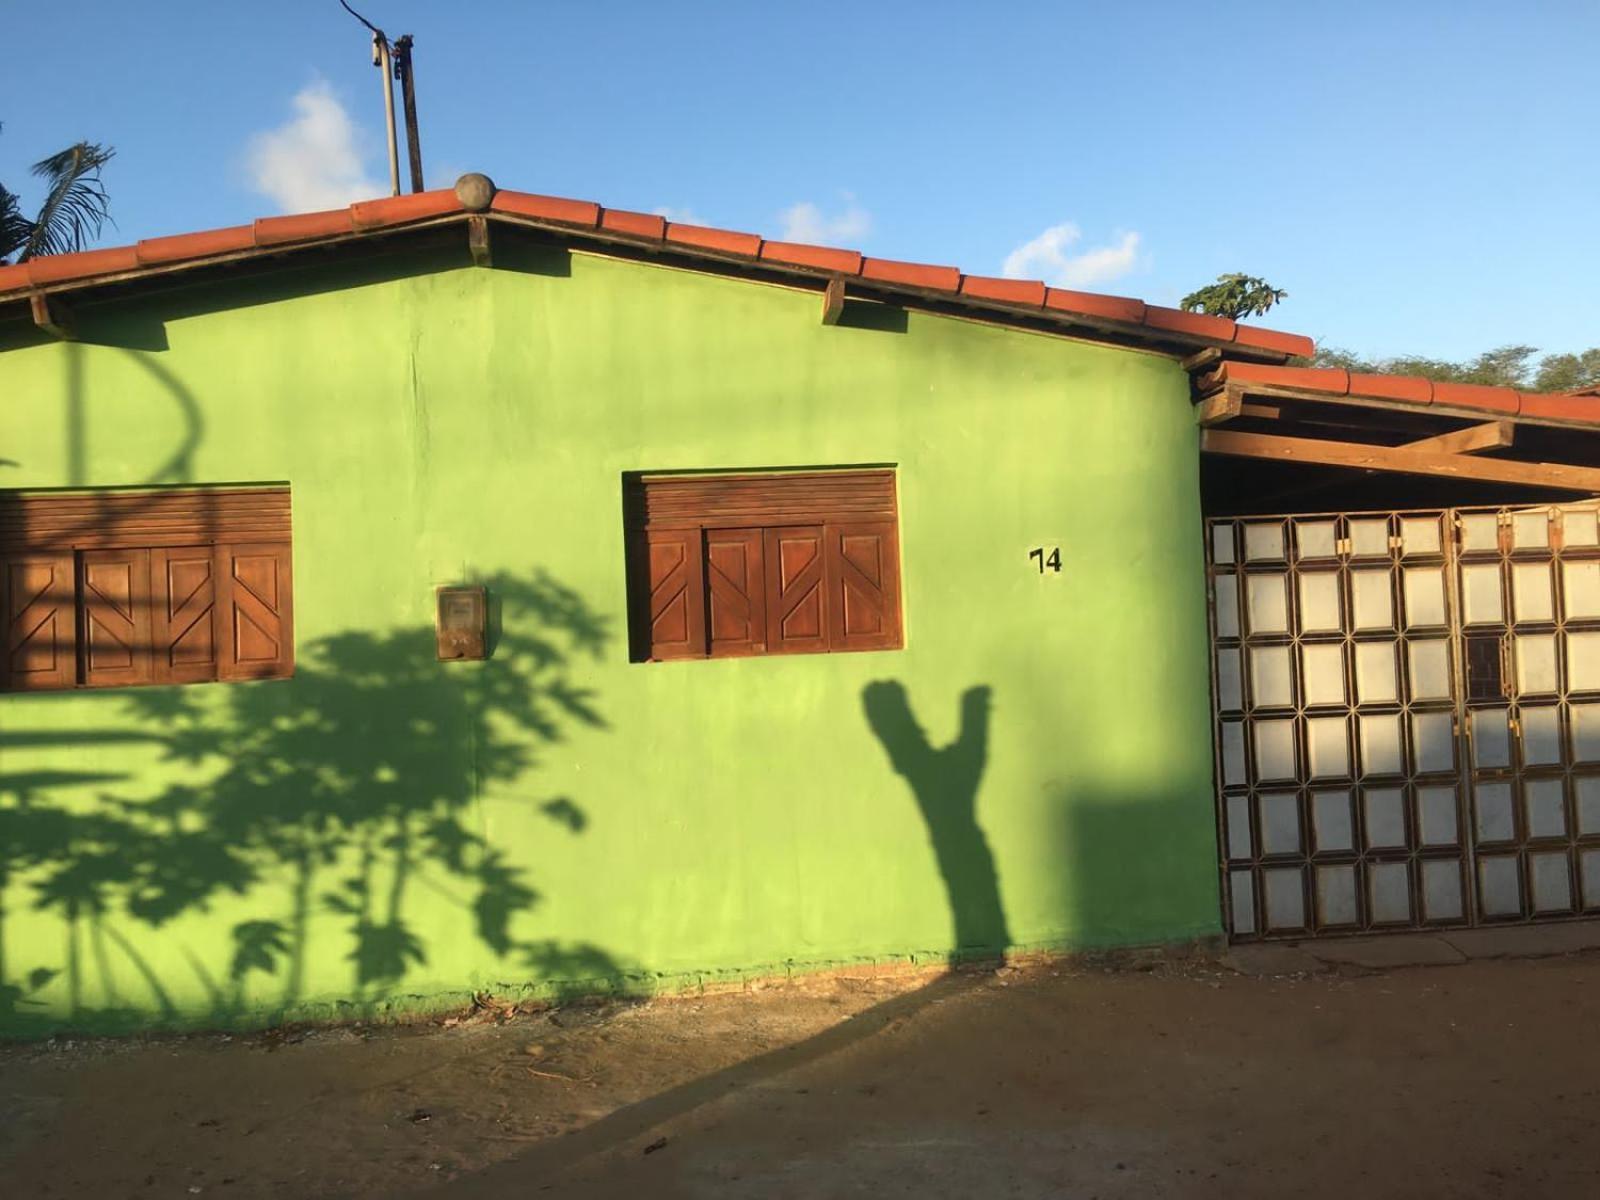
[0,240,1219,1035]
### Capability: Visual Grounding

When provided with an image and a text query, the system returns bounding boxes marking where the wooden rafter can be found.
[1403,420,1514,455]
[1202,428,1600,493]
[467,215,491,268]
[29,293,73,339]
[821,277,845,326]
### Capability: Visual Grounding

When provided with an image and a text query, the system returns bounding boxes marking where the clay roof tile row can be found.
[0,181,1315,359]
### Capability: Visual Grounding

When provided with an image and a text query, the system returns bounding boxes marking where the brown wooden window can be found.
[624,469,903,661]
[0,487,294,692]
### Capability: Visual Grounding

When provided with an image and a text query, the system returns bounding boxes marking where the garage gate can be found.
[1209,502,1600,939]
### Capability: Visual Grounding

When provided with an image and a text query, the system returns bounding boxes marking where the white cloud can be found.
[652,205,708,226]
[778,197,871,245]
[246,80,385,213]
[1002,223,1142,289]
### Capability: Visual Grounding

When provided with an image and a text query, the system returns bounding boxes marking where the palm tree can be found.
[1,130,116,264]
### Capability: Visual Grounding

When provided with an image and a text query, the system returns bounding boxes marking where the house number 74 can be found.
[1029,547,1062,574]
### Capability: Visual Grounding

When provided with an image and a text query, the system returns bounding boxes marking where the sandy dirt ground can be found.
[5,950,1600,1198]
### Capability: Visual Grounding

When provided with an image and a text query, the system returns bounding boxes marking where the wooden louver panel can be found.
[218,543,294,681]
[626,471,896,530]
[80,549,153,687]
[0,487,291,553]
[1,554,76,691]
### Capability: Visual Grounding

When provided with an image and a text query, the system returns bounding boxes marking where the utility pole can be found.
[393,35,424,194]
[372,33,400,196]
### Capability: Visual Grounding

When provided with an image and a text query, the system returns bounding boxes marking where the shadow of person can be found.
[861,681,1010,958]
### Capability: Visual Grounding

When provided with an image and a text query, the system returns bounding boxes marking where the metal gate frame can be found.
[1207,501,1600,941]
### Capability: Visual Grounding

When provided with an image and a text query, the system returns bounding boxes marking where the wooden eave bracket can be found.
[821,277,845,326]
[29,292,74,340]
[467,214,491,267]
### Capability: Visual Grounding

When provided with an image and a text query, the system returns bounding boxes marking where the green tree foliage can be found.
[0,126,116,264]
[1313,343,1600,394]
[1180,273,1288,320]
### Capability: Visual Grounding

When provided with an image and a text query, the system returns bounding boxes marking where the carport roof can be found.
[0,173,1313,363]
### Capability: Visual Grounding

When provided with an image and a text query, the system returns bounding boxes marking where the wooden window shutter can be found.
[218,543,294,680]
[826,521,903,652]
[1,553,77,691]
[151,546,219,684]
[705,528,767,657]
[634,527,706,660]
[80,549,154,688]
[764,525,829,654]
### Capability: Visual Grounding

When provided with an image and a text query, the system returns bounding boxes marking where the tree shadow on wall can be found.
[862,681,1010,959]
[0,570,636,1035]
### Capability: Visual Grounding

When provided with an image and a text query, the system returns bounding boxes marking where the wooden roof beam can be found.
[1403,420,1514,455]
[29,293,73,339]
[1202,428,1600,493]
[821,277,845,326]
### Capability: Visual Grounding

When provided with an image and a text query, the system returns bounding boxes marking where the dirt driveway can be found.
[5,946,1600,1198]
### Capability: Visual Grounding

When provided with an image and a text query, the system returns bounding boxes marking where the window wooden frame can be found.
[0,487,293,692]
[624,470,903,662]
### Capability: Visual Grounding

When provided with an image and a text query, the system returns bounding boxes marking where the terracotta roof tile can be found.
[1349,372,1433,404]
[1232,324,1315,358]
[664,222,762,258]
[491,191,601,228]
[1521,392,1600,423]
[1222,362,1350,394]
[600,209,666,240]
[350,189,462,229]
[0,262,33,292]
[1044,288,1146,325]
[137,225,256,265]
[959,276,1046,306]
[1145,306,1236,342]
[759,241,863,275]
[28,245,140,285]
[860,257,961,292]
[1432,381,1520,415]
[253,209,356,247]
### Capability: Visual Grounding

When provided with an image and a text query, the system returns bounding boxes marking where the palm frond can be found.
[0,183,34,264]
[20,142,116,261]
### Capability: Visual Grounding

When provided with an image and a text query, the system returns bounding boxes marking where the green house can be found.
[21,172,1590,1037]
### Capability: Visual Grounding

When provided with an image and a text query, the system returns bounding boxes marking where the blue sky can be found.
[2,1,1595,360]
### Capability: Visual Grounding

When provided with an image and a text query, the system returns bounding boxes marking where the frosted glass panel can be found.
[1368,862,1411,923]
[1567,632,1600,693]
[1254,720,1298,783]
[1230,870,1256,935]
[1562,507,1599,548]
[1512,562,1554,624]
[1316,865,1358,927]
[1417,786,1458,846]
[1263,868,1305,930]
[1349,518,1390,558]
[1408,640,1452,701]
[1244,523,1286,562]
[1306,717,1350,780]
[1312,790,1354,852]
[1221,721,1247,787]
[1461,564,1503,626]
[1579,777,1600,834]
[1250,645,1294,709]
[1574,705,1600,764]
[1359,713,1404,776]
[1355,642,1398,705]
[1530,852,1571,913]
[1400,516,1442,556]
[1474,781,1516,843]
[1351,570,1394,630]
[1301,643,1346,707]
[1297,573,1342,634]
[1513,509,1550,550]
[1247,574,1290,635]
[1584,852,1600,911]
[1562,561,1600,620]
[1422,859,1464,922]
[1226,794,1252,860]
[1211,524,1236,565]
[1521,705,1561,766]
[1215,648,1243,712]
[1460,513,1500,553]
[1516,634,1559,695]
[1411,711,1456,775]
[1524,778,1567,839]
[1478,856,1521,916]
[1404,568,1448,628]
[1214,573,1240,638]
[1258,793,1301,856]
[1296,520,1338,561]
[1364,788,1407,848]
[1472,708,1511,769]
